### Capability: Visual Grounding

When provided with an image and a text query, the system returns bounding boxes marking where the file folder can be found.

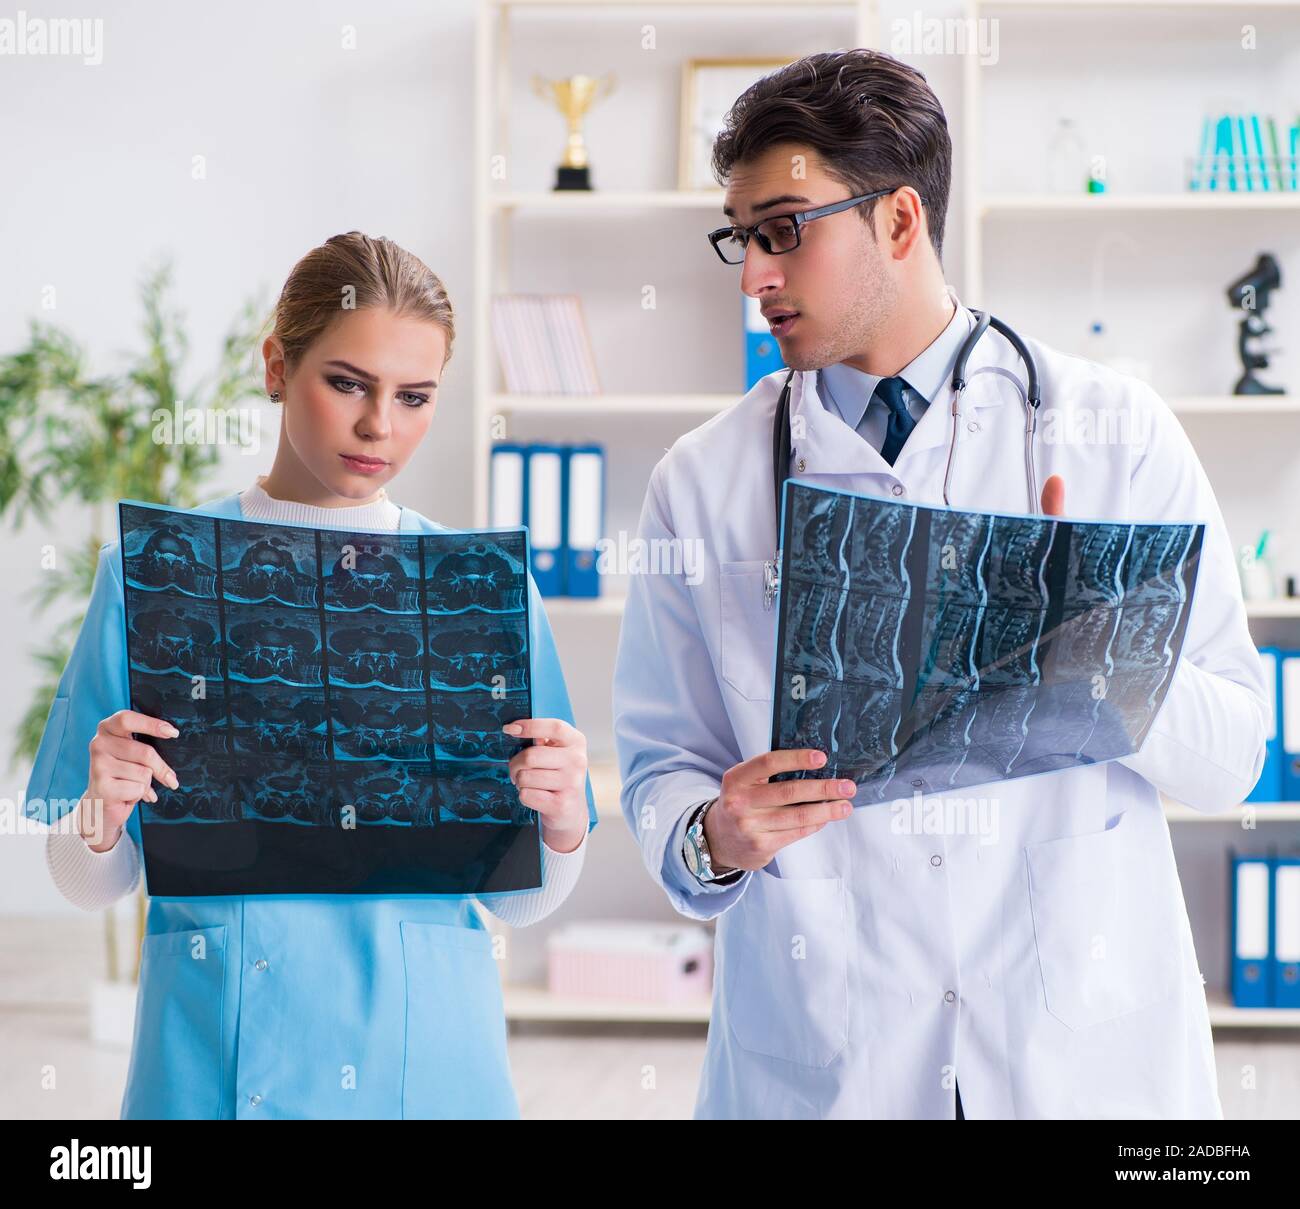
[564,444,604,597]
[526,444,565,596]
[1273,855,1300,1008]
[1231,852,1272,1007]
[1247,646,1283,802]
[1280,652,1300,800]
[489,444,528,529]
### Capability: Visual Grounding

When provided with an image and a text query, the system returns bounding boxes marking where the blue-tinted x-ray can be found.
[118,501,538,896]
[770,482,1203,802]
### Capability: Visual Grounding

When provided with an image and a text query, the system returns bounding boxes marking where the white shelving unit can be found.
[478,0,1300,1028]
[474,0,879,1020]
[961,0,1300,304]
[958,0,1300,1030]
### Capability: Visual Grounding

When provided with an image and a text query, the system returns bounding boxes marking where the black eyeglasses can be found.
[707,187,923,264]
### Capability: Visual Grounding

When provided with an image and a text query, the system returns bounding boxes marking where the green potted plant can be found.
[2,258,265,1045]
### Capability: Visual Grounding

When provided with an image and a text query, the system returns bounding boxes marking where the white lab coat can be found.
[612,309,1268,1119]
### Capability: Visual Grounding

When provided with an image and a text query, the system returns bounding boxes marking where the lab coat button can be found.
[891,484,904,496]
[254,959,268,971]
[967,420,980,432]
[944,990,957,1004]
[249,1094,263,1107]
[930,854,943,867]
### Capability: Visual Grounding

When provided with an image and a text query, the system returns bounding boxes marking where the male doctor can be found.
[612,48,1268,1119]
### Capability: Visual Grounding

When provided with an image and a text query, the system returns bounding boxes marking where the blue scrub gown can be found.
[24,491,596,1119]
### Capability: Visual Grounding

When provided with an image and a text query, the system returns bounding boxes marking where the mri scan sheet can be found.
[118,501,540,896]
[770,481,1203,803]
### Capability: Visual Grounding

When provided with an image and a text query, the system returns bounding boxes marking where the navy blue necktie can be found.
[875,376,916,466]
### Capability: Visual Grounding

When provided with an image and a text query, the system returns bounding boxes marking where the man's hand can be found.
[1041,473,1065,517]
[704,748,855,873]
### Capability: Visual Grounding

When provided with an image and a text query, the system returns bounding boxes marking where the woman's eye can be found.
[329,377,427,407]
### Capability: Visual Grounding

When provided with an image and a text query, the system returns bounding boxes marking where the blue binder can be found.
[1247,646,1283,802]
[525,444,565,596]
[489,443,528,529]
[1273,854,1300,1008]
[1281,652,1300,800]
[563,444,604,597]
[743,294,784,390]
[1230,851,1273,1007]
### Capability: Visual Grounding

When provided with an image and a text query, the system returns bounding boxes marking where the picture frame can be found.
[678,57,795,191]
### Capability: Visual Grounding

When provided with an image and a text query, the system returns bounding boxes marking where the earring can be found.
[270,391,280,402]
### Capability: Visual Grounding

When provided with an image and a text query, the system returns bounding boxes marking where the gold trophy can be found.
[531,73,616,190]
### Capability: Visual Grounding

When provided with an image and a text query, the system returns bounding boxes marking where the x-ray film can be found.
[118,501,540,896]
[770,482,1203,802]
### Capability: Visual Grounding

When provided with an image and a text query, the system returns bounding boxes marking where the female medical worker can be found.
[24,231,597,1120]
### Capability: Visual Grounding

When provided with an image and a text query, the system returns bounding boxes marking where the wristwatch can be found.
[683,797,743,885]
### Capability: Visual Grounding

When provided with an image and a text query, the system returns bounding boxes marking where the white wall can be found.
[0,0,482,913]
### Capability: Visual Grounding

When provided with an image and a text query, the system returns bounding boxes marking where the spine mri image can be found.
[118,502,539,896]
[770,482,1203,803]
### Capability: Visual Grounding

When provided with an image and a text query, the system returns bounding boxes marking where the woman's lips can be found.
[340,453,388,475]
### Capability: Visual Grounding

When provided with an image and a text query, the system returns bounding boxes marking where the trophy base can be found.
[554,165,593,191]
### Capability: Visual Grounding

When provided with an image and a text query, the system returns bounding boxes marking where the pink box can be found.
[547,922,713,1003]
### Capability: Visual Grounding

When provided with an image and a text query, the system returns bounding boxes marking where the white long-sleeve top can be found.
[46,476,586,925]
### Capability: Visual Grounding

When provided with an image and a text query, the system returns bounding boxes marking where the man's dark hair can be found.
[710,49,952,261]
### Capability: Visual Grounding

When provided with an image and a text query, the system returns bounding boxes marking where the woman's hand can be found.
[503,718,589,854]
[82,710,180,852]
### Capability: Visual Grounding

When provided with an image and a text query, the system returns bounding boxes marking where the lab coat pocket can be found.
[719,560,777,702]
[121,925,226,1120]
[724,871,849,1066]
[399,921,518,1119]
[1025,812,1179,1032]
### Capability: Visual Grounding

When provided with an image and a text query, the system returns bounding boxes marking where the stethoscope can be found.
[763,309,1042,608]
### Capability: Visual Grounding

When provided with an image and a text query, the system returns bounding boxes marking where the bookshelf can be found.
[475,0,1300,1028]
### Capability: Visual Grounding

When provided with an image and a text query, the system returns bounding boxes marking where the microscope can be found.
[1227,253,1283,395]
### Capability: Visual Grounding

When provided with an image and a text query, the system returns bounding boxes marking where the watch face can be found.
[685,830,705,877]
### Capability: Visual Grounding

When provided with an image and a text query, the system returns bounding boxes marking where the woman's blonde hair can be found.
[265,231,455,378]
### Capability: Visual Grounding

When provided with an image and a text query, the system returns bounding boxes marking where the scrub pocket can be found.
[1026,811,1181,1031]
[724,870,849,1067]
[121,925,226,1119]
[718,560,777,702]
[399,921,519,1119]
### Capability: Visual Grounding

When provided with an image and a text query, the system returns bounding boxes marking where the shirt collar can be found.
[818,300,975,431]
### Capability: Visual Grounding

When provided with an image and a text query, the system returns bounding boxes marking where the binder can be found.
[1230,852,1273,1007]
[1273,855,1300,1008]
[564,444,604,597]
[1280,652,1300,800]
[1251,114,1271,192]
[489,444,528,529]
[526,445,565,596]
[744,294,784,390]
[1211,115,1235,191]
[1246,646,1283,802]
